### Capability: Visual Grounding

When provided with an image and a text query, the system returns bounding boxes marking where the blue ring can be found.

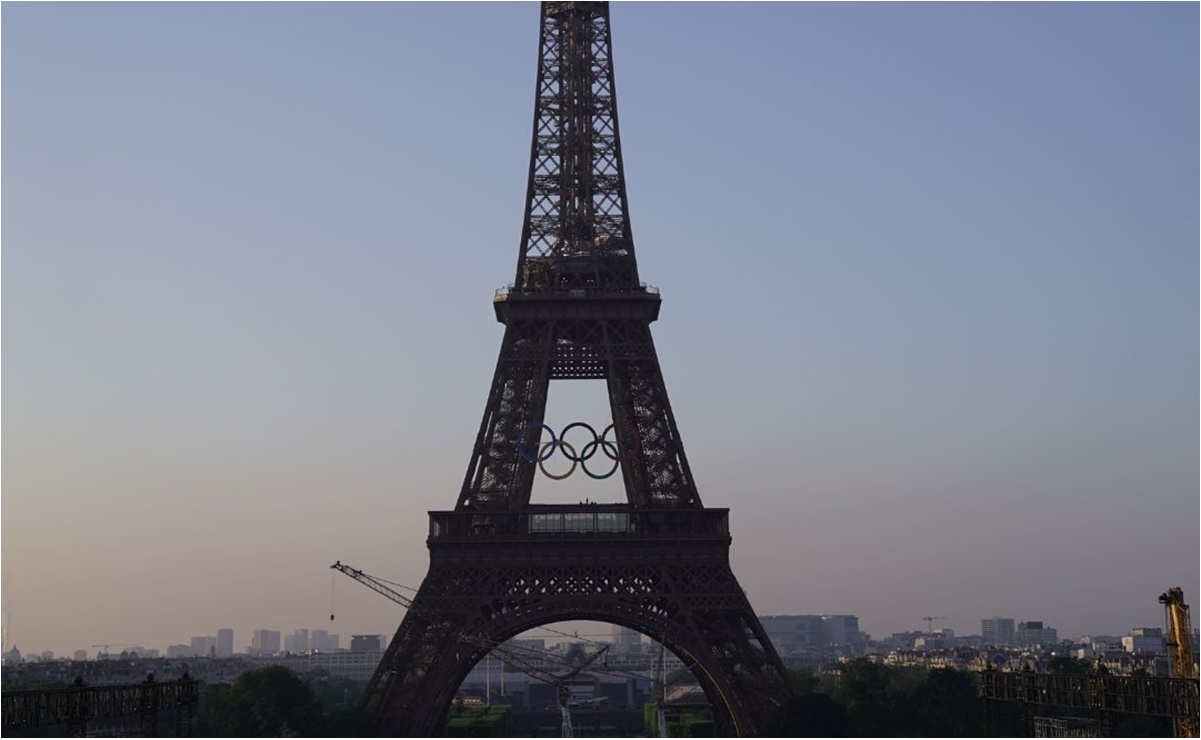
[516,422,557,463]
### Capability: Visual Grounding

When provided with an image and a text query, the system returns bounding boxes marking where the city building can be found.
[611,625,641,652]
[190,636,216,657]
[250,629,281,656]
[759,615,825,654]
[350,634,384,653]
[1122,627,1164,654]
[74,650,88,661]
[757,614,864,655]
[982,618,1015,646]
[310,629,339,652]
[1016,621,1058,647]
[216,629,234,658]
[823,615,864,651]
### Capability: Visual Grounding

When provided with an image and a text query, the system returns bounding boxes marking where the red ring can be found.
[600,420,641,462]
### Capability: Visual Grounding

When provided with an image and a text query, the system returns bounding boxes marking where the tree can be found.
[195,666,326,737]
[786,667,820,694]
[910,668,986,737]
[765,693,849,737]
[834,659,903,736]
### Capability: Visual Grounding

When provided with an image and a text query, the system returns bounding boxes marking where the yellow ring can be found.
[538,440,577,480]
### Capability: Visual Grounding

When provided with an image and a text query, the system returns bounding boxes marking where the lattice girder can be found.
[365,535,790,736]
[516,2,638,292]
[374,2,790,735]
[456,314,699,511]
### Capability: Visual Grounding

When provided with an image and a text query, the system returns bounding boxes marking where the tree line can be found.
[187,659,1171,737]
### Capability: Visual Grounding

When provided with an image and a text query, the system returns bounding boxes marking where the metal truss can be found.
[978,669,1200,737]
[370,2,789,736]
[2,677,200,737]
[516,1,639,293]
[365,520,790,736]
[457,315,699,511]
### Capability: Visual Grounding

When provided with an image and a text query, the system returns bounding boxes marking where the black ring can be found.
[558,422,599,462]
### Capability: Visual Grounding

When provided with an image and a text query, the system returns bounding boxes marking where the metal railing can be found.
[429,506,728,541]
[495,283,660,299]
[976,669,1199,719]
[3,677,200,736]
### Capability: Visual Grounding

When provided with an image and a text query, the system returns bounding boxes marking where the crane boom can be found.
[1158,587,1198,738]
[331,561,415,610]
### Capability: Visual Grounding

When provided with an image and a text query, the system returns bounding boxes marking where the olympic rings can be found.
[515,421,639,479]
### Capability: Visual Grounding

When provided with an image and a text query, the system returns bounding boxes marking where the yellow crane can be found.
[1158,587,1198,738]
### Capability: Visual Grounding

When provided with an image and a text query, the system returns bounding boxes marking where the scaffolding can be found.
[978,669,1198,737]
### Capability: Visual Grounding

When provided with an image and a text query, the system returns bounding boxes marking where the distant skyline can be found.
[3,3,1198,658]
[1,609,1177,661]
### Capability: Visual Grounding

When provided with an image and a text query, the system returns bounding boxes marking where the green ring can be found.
[580,440,620,479]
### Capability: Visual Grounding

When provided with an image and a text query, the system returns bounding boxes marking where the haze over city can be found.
[3,2,1197,659]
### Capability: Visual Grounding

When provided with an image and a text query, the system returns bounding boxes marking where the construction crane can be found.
[1158,587,1197,738]
[499,643,608,738]
[331,561,611,736]
[921,616,947,634]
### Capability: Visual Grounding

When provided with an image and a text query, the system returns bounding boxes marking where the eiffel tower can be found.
[364,3,791,735]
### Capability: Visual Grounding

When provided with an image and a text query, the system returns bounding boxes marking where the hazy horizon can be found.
[3,2,1198,659]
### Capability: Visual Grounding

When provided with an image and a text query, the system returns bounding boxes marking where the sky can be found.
[3,2,1197,659]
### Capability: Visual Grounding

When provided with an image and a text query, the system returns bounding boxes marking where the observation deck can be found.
[429,505,729,543]
[493,284,661,323]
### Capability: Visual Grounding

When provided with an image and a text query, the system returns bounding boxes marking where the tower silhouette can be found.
[364,3,791,734]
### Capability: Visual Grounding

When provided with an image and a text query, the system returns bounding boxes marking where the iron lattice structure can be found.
[364,3,791,736]
[977,669,1200,737]
[3,678,200,737]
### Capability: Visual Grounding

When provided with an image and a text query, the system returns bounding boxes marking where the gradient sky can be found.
[3,2,1198,658]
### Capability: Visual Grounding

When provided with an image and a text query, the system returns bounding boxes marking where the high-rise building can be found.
[982,618,1015,646]
[757,615,863,654]
[293,629,309,653]
[190,636,216,657]
[759,615,825,653]
[74,650,88,661]
[823,615,864,651]
[251,629,281,656]
[216,628,234,657]
[611,625,641,652]
[1016,621,1058,647]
